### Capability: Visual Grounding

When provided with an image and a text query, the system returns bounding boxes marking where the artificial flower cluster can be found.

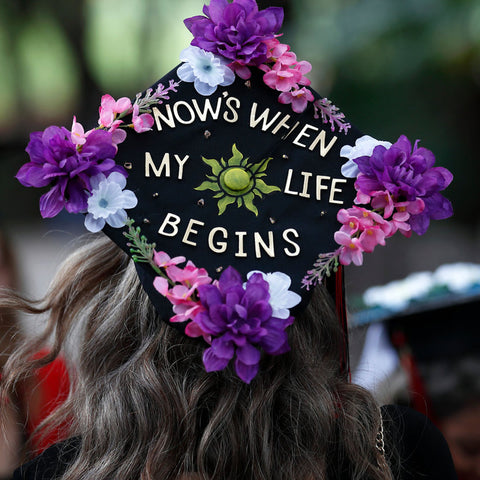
[123,222,300,384]
[16,81,179,229]
[259,37,313,113]
[302,134,453,289]
[181,0,350,129]
[122,222,300,383]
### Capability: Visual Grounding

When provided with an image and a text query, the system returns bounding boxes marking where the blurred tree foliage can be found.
[0,0,477,224]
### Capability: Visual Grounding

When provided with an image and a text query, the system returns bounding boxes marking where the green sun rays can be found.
[195,144,281,216]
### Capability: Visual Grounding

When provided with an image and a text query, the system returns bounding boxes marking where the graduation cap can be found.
[352,263,480,420]
[15,0,453,383]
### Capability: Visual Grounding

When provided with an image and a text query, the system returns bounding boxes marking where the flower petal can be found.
[84,213,105,233]
[203,347,230,372]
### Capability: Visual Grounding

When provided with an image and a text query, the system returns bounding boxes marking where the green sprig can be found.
[123,219,164,277]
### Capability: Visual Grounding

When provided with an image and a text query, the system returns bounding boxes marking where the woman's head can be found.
[1,235,389,479]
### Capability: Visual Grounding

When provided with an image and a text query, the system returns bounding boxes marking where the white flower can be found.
[340,135,392,178]
[177,46,235,96]
[84,172,138,233]
[247,271,301,319]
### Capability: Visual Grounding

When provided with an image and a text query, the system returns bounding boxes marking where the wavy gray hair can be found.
[1,236,393,479]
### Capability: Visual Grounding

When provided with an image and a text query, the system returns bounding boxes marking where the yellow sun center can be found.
[224,168,251,191]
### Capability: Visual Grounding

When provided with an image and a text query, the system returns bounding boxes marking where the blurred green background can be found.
[0,0,478,296]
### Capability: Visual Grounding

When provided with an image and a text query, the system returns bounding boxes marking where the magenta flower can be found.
[278,87,314,114]
[184,0,284,71]
[17,126,125,218]
[354,135,453,235]
[191,266,293,383]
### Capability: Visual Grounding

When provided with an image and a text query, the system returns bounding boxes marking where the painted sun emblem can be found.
[195,144,281,216]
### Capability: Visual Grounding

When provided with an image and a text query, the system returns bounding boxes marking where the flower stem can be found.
[123,219,164,277]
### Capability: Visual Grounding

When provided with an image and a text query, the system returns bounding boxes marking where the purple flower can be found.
[193,266,293,383]
[17,126,125,218]
[354,135,453,235]
[184,0,283,68]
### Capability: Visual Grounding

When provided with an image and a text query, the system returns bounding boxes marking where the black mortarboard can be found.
[104,66,359,320]
[352,264,480,419]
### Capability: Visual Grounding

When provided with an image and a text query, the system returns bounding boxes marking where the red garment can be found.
[24,351,70,453]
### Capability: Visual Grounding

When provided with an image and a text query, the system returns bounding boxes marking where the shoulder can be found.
[13,437,80,480]
[381,404,457,480]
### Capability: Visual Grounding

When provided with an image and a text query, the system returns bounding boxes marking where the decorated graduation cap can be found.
[16,0,453,384]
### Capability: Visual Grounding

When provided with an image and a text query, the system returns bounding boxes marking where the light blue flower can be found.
[247,270,301,319]
[177,46,235,96]
[84,172,138,233]
[340,135,392,178]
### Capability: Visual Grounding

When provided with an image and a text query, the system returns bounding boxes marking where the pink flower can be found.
[389,214,412,237]
[263,63,299,92]
[345,206,391,234]
[70,116,87,146]
[359,225,387,252]
[354,190,372,205]
[337,208,361,235]
[110,128,127,146]
[152,257,213,325]
[185,319,211,343]
[264,37,290,61]
[263,60,311,92]
[278,87,314,113]
[167,284,198,305]
[166,261,211,289]
[171,302,205,324]
[132,104,154,133]
[334,232,364,266]
[388,198,425,237]
[152,275,205,324]
[370,190,395,218]
[98,94,132,129]
[395,198,425,216]
[153,276,169,296]
[154,251,186,268]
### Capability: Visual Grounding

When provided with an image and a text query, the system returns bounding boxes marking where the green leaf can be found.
[255,178,281,195]
[243,191,258,216]
[217,195,236,215]
[195,181,221,192]
[250,156,273,174]
[202,157,223,176]
[228,143,244,166]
